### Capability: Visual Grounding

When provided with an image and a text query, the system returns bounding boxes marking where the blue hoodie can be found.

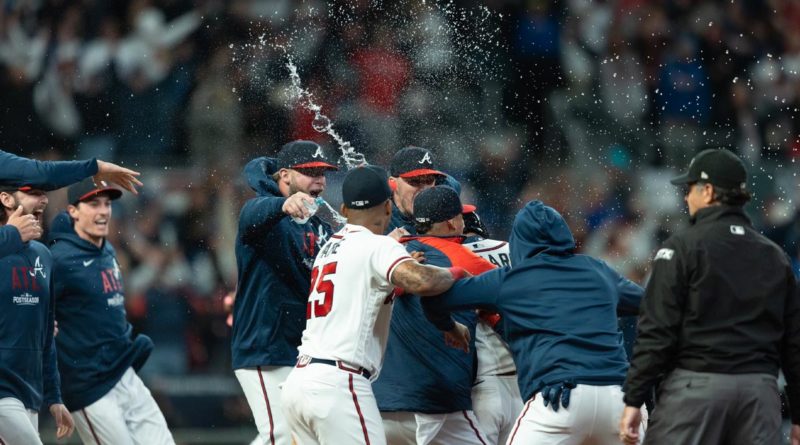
[373,236,480,414]
[425,201,643,402]
[0,237,61,411]
[49,212,153,410]
[232,157,334,369]
[0,151,100,259]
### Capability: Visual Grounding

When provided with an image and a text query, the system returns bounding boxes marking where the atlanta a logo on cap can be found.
[418,152,432,165]
[312,146,325,159]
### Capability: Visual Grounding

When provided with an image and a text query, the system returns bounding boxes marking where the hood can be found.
[509,200,575,264]
[48,211,112,254]
[243,156,280,197]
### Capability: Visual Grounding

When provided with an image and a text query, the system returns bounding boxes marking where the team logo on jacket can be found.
[29,256,47,279]
[107,293,124,307]
[12,292,39,305]
[654,248,674,261]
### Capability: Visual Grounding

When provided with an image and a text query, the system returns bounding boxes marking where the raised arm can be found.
[389,260,463,296]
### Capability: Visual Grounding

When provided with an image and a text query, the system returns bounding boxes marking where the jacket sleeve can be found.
[238,195,289,244]
[42,281,62,406]
[0,150,98,191]
[0,225,25,258]
[623,239,687,407]
[781,270,800,424]
[616,271,645,316]
[421,268,505,332]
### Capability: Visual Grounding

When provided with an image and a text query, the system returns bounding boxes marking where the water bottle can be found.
[291,197,323,224]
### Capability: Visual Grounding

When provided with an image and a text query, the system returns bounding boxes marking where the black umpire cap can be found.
[342,165,392,210]
[67,178,122,206]
[277,140,338,171]
[670,149,747,190]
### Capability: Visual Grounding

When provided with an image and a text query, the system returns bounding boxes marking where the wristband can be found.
[448,267,467,281]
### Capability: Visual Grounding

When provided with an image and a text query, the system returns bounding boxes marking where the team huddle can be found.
[0,143,798,445]
[230,141,800,445]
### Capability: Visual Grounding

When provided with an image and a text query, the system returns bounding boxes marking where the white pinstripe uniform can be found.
[280,224,413,445]
[465,238,524,445]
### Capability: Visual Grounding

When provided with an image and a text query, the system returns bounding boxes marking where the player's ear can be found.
[0,192,16,210]
[388,177,397,192]
[67,204,80,219]
[340,204,349,219]
[384,200,392,216]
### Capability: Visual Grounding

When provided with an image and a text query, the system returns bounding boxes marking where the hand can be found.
[223,291,235,327]
[791,424,799,445]
[444,321,470,353]
[541,380,575,412]
[388,227,410,241]
[49,404,74,439]
[282,192,315,220]
[7,206,42,242]
[94,160,143,194]
[54,320,59,337]
[409,250,425,262]
[618,406,642,444]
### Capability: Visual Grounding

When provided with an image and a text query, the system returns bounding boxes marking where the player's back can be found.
[298,224,411,378]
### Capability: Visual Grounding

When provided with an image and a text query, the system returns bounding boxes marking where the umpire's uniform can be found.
[624,149,800,444]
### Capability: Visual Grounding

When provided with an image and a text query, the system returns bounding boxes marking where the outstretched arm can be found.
[389,260,464,296]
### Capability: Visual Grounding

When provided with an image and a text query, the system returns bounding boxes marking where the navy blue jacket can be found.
[0,238,61,410]
[374,236,480,413]
[386,201,416,235]
[0,151,100,259]
[49,212,153,410]
[232,157,334,369]
[426,201,643,402]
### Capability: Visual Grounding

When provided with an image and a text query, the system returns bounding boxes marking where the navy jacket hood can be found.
[510,200,575,264]
[244,157,280,197]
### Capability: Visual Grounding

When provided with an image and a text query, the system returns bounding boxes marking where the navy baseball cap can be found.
[277,140,338,171]
[413,186,468,224]
[670,149,747,189]
[437,174,476,213]
[390,146,444,179]
[342,165,393,209]
[67,178,122,205]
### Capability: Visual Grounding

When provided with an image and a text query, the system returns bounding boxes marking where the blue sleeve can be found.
[0,225,24,258]
[0,151,98,191]
[239,195,289,244]
[615,270,644,316]
[42,283,62,406]
[422,268,506,331]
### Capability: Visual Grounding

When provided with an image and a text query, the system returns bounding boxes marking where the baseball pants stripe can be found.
[472,375,524,445]
[281,363,386,445]
[506,384,646,445]
[0,397,41,445]
[71,367,174,445]
[414,410,488,445]
[235,366,294,445]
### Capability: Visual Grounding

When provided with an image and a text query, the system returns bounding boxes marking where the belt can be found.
[298,357,372,380]
[496,370,517,377]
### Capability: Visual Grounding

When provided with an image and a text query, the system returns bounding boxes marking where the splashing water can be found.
[285,57,366,170]
[317,198,348,226]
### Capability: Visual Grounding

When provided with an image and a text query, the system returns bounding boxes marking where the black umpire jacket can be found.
[623,205,800,423]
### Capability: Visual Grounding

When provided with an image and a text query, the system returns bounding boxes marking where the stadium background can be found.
[1,0,799,443]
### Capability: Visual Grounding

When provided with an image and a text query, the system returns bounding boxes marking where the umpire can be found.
[620,149,800,445]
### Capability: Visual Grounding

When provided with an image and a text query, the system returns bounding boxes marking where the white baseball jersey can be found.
[298,224,413,378]
[464,237,516,377]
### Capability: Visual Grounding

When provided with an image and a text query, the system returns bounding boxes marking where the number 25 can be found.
[307,262,337,319]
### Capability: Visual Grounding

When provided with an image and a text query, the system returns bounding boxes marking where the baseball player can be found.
[461,208,523,445]
[422,201,646,444]
[280,165,471,445]
[49,178,174,444]
[386,146,443,234]
[374,186,489,445]
[232,141,338,445]
[0,184,74,444]
[0,150,142,258]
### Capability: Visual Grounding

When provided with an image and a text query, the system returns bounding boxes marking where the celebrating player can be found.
[461,207,523,445]
[423,200,646,444]
[387,146,443,234]
[0,151,142,258]
[49,178,174,444]
[280,166,471,445]
[0,184,74,444]
[374,186,490,445]
[231,141,338,445]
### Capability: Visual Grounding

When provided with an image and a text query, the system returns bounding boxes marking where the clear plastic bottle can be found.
[291,197,323,224]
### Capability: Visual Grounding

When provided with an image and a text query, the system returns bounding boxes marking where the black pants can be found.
[645,369,783,445]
